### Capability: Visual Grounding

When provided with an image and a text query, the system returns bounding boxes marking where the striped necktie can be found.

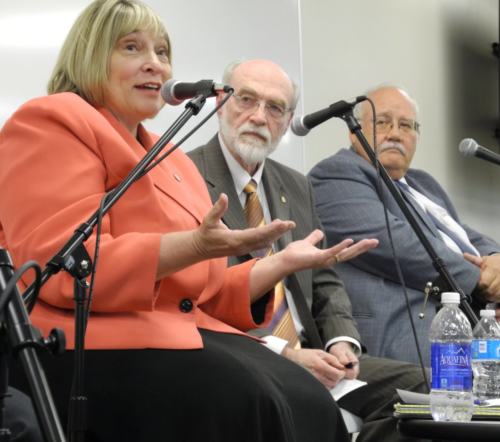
[244,180,300,349]
[395,180,479,256]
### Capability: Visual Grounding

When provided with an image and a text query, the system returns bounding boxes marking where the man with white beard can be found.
[188,61,430,442]
[309,85,500,365]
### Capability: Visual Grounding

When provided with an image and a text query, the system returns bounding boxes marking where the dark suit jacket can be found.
[309,147,500,364]
[187,135,362,349]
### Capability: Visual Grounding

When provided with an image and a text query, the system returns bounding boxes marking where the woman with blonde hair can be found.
[0,1,369,440]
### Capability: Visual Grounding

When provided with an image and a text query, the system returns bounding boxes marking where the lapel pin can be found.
[281,196,286,203]
[173,173,181,182]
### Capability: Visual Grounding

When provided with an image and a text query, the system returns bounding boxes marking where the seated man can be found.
[309,85,500,365]
[188,59,428,442]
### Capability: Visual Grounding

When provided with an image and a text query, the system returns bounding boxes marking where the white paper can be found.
[397,389,430,405]
[330,379,367,401]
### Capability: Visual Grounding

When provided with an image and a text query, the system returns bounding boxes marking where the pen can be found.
[344,362,359,369]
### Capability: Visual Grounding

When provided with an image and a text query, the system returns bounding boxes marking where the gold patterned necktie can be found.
[243,179,300,349]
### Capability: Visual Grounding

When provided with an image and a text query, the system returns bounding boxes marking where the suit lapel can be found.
[202,136,259,259]
[262,163,293,252]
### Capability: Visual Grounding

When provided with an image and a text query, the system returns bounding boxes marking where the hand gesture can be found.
[464,253,500,303]
[192,194,295,259]
[276,230,378,275]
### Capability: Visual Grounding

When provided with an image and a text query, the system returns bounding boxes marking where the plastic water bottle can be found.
[429,292,473,421]
[472,309,500,405]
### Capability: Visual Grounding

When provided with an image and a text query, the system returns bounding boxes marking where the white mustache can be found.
[238,123,270,144]
[378,142,406,156]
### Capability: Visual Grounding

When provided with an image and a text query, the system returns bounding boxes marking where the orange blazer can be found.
[0,93,273,350]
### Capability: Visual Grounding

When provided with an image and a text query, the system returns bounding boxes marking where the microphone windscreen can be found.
[290,115,309,136]
[161,79,183,106]
[459,138,477,157]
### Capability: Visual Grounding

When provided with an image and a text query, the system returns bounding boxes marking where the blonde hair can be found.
[47,0,171,106]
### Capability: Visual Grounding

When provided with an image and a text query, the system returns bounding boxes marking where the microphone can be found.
[161,79,232,106]
[291,96,367,136]
[459,138,500,167]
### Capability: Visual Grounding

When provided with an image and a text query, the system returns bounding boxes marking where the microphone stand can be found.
[18,90,220,441]
[338,109,479,327]
[0,249,66,442]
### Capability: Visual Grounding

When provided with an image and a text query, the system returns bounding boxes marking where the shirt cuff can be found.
[260,335,288,354]
[325,336,362,357]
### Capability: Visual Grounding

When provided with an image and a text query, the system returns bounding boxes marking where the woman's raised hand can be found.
[275,230,379,275]
[191,194,295,259]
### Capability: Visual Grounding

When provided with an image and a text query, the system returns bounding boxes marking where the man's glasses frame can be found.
[231,94,293,121]
[358,116,420,134]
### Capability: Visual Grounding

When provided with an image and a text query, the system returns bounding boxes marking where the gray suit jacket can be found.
[309,147,500,364]
[187,135,362,349]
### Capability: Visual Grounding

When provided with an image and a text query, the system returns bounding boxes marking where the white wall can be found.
[301,0,500,243]
[0,0,304,170]
[1,0,499,244]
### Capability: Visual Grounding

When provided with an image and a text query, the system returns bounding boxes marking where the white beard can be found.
[219,110,283,165]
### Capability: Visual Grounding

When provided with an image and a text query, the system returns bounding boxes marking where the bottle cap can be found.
[441,292,460,304]
[480,309,496,318]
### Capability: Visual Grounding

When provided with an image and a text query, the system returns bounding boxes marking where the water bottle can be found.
[429,292,473,421]
[472,309,500,405]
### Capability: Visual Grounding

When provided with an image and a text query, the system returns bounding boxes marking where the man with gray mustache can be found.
[309,85,500,365]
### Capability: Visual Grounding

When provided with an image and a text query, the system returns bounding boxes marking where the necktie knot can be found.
[395,180,410,193]
[244,179,258,195]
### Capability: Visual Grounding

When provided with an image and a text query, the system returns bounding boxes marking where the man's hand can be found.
[464,253,500,303]
[281,347,350,389]
[329,341,360,380]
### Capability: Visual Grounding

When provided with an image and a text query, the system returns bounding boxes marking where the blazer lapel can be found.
[97,107,203,224]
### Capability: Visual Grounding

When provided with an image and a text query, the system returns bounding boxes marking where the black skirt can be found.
[9,329,349,442]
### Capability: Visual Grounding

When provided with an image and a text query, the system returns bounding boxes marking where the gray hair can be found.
[353,84,420,121]
[221,59,300,110]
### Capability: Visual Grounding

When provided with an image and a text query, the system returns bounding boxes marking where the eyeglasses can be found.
[359,116,420,134]
[231,94,292,121]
